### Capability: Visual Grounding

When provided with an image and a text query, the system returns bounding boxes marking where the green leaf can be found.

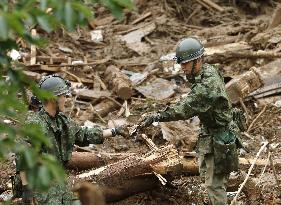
[37,15,53,33]
[72,2,93,19]
[64,2,74,31]
[38,165,52,188]
[23,149,36,168]
[0,15,9,40]
[6,14,25,36]
[39,0,48,10]
[113,0,134,10]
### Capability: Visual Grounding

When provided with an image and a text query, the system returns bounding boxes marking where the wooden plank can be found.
[22,70,41,81]
[30,29,37,65]
[132,12,152,25]
[202,0,224,12]
[26,64,60,72]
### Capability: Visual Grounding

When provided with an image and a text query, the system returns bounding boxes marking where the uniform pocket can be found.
[213,139,239,174]
[198,135,213,154]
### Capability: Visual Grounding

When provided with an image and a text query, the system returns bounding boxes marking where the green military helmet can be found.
[175,37,205,64]
[39,74,71,96]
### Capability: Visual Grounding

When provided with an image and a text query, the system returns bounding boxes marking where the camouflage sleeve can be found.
[16,113,44,171]
[72,120,104,146]
[159,83,212,122]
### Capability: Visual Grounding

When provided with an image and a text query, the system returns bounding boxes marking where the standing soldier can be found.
[17,74,127,205]
[141,37,244,205]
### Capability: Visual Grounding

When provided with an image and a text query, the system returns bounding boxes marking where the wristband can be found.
[111,128,117,137]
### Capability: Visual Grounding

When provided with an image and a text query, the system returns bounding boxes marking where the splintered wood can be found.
[78,145,180,186]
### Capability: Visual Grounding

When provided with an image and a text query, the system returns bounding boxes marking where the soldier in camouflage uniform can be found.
[141,37,242,205]
[17,75,127,205]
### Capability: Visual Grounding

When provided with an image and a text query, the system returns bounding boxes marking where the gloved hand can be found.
[22,185,33,205]
[111,125,129,137]
[140,114,161,128]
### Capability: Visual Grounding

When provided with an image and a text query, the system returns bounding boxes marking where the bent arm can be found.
[159,85,211,122]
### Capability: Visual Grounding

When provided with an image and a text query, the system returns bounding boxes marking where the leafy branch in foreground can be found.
[0,0,134,191]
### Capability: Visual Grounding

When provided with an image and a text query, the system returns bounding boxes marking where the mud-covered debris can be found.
[136,78,177,100]
[160,120,199,151]
[275,100,281,107]
[0,190,13,202]
[58,46,73,53]
[120,23,156,55]
[74,89,111,100]
[90,30,103,43]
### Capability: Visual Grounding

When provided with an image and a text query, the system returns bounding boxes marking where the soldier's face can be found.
[181,61,193,74]
[57,95,66,112]
[181,59,203,75]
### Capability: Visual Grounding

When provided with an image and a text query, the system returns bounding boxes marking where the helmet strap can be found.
[55,98,60,115]
[187,60,197,83]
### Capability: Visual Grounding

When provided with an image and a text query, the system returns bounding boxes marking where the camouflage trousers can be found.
[34,183,74,205]
[199,153,229,205]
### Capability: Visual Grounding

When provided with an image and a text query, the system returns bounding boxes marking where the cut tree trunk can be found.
[226,67,263,104]
[67,151,281,172]
[104,65,133,100]
[77,145,180,186]
[92,99,121,118]
[66,152,133,170]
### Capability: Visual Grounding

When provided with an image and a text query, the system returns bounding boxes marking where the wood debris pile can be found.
[1,0,281,204]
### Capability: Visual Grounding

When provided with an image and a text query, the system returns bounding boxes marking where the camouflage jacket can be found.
[159,64,236,144]
[26,109,103,164]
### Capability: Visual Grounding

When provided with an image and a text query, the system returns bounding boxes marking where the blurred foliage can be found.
[0,0,133,191]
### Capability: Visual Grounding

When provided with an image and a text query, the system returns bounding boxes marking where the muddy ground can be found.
[1,0,281,204]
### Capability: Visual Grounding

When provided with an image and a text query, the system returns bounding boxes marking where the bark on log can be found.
[101,174,160,202]
[92,99,120,118]
[67,151,281,172]
[226,67,263,104]
[66,152,132,170]
[23,70,41,81]
[104,65,133,100]
[98,171,261,203]
[77,145,180,186]
[206,50,281,63]
[24,55,68,64]
[98,160,262,203]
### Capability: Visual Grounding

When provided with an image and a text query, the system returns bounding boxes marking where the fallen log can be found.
[206,50,281,63]
[104,65,133,100]
[77,145,180,186]
[226,67,263,104]
[92,99,121,119]
[101,174,160,202]
[99,171,261,203]
[67,151,281,172]
[72,159,262,203]
[74,89,111,101]
[66,152,134,170]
